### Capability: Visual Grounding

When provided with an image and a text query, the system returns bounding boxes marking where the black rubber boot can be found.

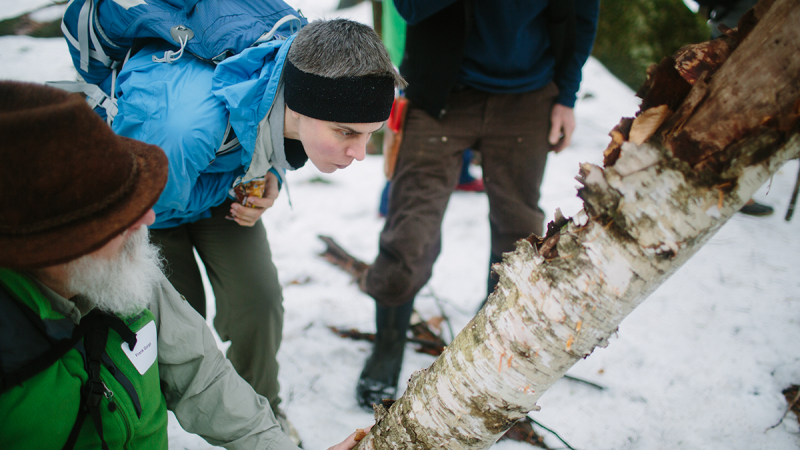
[356,301,415,411]
[739,200,774,216]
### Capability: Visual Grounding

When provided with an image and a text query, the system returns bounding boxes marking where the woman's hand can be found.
[227,172,279,227]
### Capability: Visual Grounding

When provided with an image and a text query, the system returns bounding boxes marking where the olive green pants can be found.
[150,199,284,411]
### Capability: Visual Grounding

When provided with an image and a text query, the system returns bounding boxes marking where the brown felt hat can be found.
[0,81,168,269]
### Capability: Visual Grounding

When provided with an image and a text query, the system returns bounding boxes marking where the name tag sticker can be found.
[122,320,157,375]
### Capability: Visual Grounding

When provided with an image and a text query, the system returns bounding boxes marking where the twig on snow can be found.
[766,385,800,431]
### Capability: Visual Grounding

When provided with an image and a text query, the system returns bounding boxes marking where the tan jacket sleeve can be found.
[149,277,299,450]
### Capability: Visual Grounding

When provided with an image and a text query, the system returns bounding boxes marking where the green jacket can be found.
[0,268,298,450]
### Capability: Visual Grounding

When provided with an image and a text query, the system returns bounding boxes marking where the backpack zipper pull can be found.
[102,382,118,412]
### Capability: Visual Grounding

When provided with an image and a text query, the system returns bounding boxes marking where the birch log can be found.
[356,0,800,448]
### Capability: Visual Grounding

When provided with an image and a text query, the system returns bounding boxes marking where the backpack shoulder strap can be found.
[63,310,112,450]
[62,310,137,450]
[0,280,140,450]
[45,81,119,120]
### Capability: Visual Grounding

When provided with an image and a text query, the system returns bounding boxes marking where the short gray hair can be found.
[288,19,407,89]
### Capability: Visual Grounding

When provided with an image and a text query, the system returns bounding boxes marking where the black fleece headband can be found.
[283,60,394,123]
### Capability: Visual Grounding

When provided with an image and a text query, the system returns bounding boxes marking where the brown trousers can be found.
[365,83,558,306]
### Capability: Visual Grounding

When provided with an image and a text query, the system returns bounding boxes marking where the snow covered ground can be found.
[1,1,798,449]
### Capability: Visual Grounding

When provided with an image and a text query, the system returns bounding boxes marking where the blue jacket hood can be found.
[213,35,295,170]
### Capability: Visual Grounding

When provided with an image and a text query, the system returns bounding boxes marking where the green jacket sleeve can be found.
[149,277,299,450]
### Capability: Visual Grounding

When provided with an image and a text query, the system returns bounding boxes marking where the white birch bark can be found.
[356,0,800,448]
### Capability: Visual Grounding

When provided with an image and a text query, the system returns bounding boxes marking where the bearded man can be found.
[0,81,361,450]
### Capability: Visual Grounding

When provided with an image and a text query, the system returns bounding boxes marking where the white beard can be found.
[65,226,164,316]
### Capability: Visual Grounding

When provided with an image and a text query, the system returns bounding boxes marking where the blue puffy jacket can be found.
[113,36,295,229]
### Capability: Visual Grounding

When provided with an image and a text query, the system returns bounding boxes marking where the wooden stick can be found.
[784,162,800,221]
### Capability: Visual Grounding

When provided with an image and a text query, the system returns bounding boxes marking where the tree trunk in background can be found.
[357,0,800,448]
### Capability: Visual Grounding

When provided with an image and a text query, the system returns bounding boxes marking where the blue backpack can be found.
[50,0,306,120]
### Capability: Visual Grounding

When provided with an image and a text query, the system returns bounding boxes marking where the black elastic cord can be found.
[62,407,88,450]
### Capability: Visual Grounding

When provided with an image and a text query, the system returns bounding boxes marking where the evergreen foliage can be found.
[592,0,709,90]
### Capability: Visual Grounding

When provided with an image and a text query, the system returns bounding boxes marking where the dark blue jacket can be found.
[394,0,598,116]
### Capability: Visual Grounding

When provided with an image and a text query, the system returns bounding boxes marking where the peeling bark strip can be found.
[355,1,800,448]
